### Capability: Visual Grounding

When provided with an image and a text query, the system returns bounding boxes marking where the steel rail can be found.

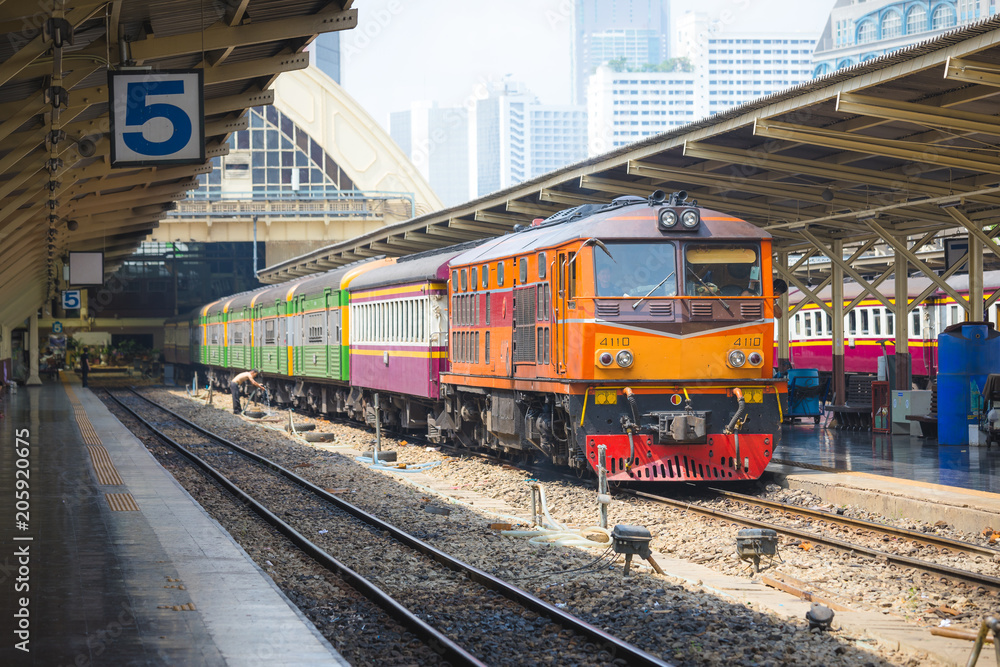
[117,388,673,667]
[707,486,1000,558]
[104,390,486,667]
[634,490,1000,591]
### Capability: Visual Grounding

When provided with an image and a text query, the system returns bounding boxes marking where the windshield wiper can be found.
[631,271,675,310]
[686,266,732,314]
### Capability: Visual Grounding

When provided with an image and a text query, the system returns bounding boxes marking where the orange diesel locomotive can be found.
[436,191,784,482]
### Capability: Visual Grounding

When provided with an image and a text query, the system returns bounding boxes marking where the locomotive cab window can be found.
[594,242,676,298]
[684,245,760,297]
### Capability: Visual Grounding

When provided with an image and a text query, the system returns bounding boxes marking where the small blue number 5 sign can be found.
[109,70,205,167]
[62,290,81,309]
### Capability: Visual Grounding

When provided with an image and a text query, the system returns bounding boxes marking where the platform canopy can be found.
[0,0,356,328]
[259,15,1000,306]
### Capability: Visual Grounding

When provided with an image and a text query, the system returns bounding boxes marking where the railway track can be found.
[634,488,1000,592]
[106,388,672,667]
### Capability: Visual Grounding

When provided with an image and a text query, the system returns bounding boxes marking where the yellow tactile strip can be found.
[105,493,139,512]
[86,445,125,486]
[74,408,102,446]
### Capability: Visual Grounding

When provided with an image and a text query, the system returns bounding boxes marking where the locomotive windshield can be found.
[684,244,761,297]
[593,242,676,297]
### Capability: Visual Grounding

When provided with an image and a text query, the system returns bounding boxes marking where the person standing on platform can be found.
[230,369,264,415]
[79,347,90,388]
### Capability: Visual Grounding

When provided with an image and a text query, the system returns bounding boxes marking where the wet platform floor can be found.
[0,376,345,666]
[775,421,1000,494]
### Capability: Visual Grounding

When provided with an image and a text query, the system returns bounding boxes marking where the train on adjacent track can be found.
[784,271,1000,380]
[165,191,786,482]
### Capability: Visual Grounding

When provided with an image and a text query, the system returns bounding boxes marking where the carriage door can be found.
[554,251,574,375]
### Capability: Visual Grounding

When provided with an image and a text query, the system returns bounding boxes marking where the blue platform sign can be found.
[62,290,81,309]
[52,321,62,334]
[109,70,205,167]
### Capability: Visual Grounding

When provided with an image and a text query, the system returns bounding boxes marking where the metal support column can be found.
[0,324,11,384]
[26,312,40,385]
[894,253,911,391]
[831,240,846,405]
[777,251,790,373]
[969,230,984,322]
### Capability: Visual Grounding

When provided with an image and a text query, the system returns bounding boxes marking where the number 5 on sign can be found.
[109,70,205,167]
[62,290,81,310]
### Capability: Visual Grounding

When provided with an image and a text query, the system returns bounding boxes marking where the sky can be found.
[339,0,833,129]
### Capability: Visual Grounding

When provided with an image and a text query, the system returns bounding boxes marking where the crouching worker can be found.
[231,369,264,415]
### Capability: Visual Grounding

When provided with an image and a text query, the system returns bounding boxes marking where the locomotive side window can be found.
[471,267,478,291]
[461,269,468,292]
[519,257,528,284]
[482,264,489,288]
[538,252,547,279]
[568,252,577,299]
[684,244,759,297]
[497,261,505,286]
[452,270,458,289]
[594,242,676,298]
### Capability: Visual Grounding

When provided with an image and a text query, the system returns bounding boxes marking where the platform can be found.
[0,375,346,666]
[777,421,1000,493]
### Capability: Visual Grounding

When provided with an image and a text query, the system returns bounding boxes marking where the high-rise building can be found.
[812,0,988,76]
[572,0,671,104]
[313,32,341,84]
[676,12,816,115]
[471,81,588,198]
[587,66,699,154]
[586,14,816,156]
[389,102,470,207]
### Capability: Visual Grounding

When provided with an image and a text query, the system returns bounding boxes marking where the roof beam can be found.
[131,8,357,62]
[0,3,104,89]
[422,225,487,242]
[753,118,1000,175]
[473,210,527,227]
[505,200,562,218]
[683,142,1000,203]
[944,57,1000,87]
[836,92,1000,137]
[538,190,607,206]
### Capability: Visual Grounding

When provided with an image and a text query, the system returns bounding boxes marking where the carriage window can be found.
[886,310,894,337]
[950,305,959,326]
[873,308,882,336]
[684,244,760,297]
[848,310,857,336]
[794,313,802,336]
[912,311,921,336]
[482,264,489,288]
[519,258,528,284]
[497,261,504,286]
[594,242,675,298]
[803,313,812,337]
[860,309,870,336]
[538,252,547,279]
[813,312,822,336]
[826,314,832,335]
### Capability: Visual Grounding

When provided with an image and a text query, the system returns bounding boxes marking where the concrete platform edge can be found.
[75,385,347,666]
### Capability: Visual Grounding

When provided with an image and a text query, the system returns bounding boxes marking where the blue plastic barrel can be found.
[787,368,820,418]
[937,323,1000,445]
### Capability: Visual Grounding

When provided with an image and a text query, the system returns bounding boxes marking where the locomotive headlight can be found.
[680,209,700,228]
[748,352,763,366]
[616,350,634,368]
[728,350,746,367]
[598,351,614,367]
[658,209,678,230]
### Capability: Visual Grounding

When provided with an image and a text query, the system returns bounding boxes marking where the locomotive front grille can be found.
[740,302,763,319]
[649,302,673,317]
[596,301,620,317]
